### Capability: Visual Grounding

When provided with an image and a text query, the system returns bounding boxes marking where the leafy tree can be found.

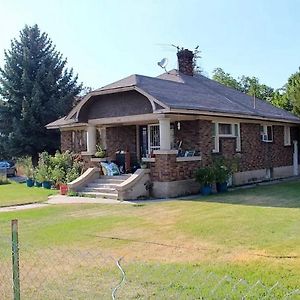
[269,88,292,112]
[212,68,274,101]
[212,68,241,91]
[286,69,300,115]
[0,24,81,165]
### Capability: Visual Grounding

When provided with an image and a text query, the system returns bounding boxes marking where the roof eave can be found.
[162,108,300,124]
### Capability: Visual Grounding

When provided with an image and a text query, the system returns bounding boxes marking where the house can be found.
[47,49,300,199]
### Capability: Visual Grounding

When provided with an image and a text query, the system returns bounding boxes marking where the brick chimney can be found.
[177,49,194,76]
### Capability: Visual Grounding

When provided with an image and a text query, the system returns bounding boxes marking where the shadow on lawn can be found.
[186,180,300,209]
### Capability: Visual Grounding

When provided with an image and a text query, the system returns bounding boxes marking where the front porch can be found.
[62,115,209,198]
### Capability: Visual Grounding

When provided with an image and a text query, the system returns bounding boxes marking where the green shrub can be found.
[17,157,34,178]
[34,151,83,185]
[212,156,240,183]
[195,167,215,186]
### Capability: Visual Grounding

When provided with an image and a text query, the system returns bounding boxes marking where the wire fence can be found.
[1,220,300,300]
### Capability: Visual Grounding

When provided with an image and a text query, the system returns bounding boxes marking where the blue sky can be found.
[0,0,299,90]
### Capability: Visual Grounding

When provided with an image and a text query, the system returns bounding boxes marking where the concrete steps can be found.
[79,174,131,200]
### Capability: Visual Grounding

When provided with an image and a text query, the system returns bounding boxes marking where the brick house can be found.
[47,49,300,199]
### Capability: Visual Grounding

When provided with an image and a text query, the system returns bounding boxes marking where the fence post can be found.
[11,219,20,300]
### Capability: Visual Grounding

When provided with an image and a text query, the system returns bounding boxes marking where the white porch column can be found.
[159,118,171,151]
[87,125,96,154]
[99,127,107,149]
[293,140,299,176]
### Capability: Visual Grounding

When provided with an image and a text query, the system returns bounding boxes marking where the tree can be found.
[286,69,300,115]
[269,88,292,112]
[0,24,81,165]
[212,68,274,101]
[212,68,240,91]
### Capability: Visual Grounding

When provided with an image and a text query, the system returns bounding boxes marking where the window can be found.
[219,123,233,135]
[148,124,160,152]
[212,122,241,152]
[260,125,273,142]
[146,123,175,155]
[284,126,291,146]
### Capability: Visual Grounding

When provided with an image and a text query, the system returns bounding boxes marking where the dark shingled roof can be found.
[47,69,300,129]
[98,69,300,123]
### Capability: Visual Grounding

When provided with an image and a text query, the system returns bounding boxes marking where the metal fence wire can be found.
[0,220,300,300]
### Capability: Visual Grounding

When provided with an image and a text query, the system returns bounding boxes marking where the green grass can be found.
[0,180,300,298]
[0,181,57,207]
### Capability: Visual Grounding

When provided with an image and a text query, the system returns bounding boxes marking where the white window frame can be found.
[218,123,235,137]
[260,125,273,142]
[284,126,291,146]
[212,122,241,152]
[148,124,160,153]
[147,123,175,154]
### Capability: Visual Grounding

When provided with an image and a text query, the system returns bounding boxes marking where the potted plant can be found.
[214,165,230,193]
[35,165,52,189]
[33,168,43,187]
[140,162,148,169]
[195,167,215,195]
[23,158,34,187]
[212,156,238,193]
[51,165,67,193]
[94,145,106,158]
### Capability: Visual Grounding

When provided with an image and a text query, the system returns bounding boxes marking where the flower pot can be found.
[60,184,68,195]
[42,181,52,189]
[216,182,228,193]
[26,178,34,187]
[201,184,212,196]
[35,181,42,187]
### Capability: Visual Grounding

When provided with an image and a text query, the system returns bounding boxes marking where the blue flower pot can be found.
[216,182,228,193]
[35,181,42,187]
[26,178,34,187]
[42,181,52,189]
[201,185,212,196]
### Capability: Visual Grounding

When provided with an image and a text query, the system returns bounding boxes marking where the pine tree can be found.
[0,24,81,165]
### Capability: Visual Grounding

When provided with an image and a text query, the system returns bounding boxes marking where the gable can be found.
[78,90,153,122]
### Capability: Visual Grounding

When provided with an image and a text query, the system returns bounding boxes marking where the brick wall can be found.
[61,121,299,181]
[150,154,202,182]
[106,125,137,163]
[175,120,213,166]
[61,131,72,152]
[238,123,297,171]
[60,130,87,153]
[151,121,299,182]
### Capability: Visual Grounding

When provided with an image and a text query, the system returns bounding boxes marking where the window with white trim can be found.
[148,124,160,152]
[212,122,241,152]
[260,125,273,142]
[147,123,175,154]
[284,126,291,146]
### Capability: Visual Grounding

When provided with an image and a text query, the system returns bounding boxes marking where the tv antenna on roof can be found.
[157,58,168,72]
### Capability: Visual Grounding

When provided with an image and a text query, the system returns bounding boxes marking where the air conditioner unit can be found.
[261,133,268,141]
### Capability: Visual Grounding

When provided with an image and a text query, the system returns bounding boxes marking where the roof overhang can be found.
[156,108,300,124]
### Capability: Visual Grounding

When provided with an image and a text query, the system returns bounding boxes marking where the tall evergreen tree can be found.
[0,24,81,165]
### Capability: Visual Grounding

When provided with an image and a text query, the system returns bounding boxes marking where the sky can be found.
[0,0,299,90]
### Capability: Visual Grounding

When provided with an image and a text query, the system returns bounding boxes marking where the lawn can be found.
[0,181,57,207]
[0,180,300,299]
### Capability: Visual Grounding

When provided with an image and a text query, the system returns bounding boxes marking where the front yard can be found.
[0,181,57,207]
[0,180,300,298]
